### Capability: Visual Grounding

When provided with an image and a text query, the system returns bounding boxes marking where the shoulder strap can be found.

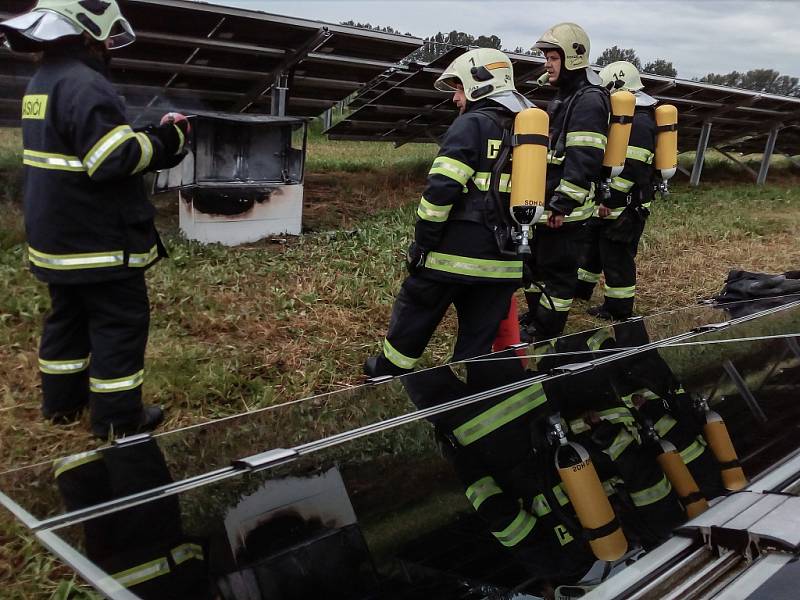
[554,85,609,156]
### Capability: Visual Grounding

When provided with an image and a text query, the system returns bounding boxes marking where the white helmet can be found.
[0,0,135,52]
[435,47,532,112]
[598,61,656,106]
[533,22,601,85]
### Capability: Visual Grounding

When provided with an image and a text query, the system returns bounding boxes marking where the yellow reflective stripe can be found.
[39,356,90,375]
[173,124,185,153]
[28,246,124,270]
[171,543,203,566]
[23,149,86,172]
[642,201,652,209]
[555,179,591,203]
[547,150,565,165]
[605,428,635,461]
[630,474,672,507]
[453,383,547,446]
[113,557,171,588]
[566,131,607,150]
[53,450,102,479]
[627,145,654,164]
[531,483,570,517]
[429,156,474,185]
[465,476,503,510]
[587,327,615,351]
[128,244,159,268]
[596,205,626,219]
[382,339,419,370]
[471,172,511,193]
[610,176,634,193]
[425,251,522,280]
[654,414,678,438]
[417,197,452,222]
[597,407,635,425]
[578,268,601,284]
[539,294,572,312]
[131,132,154,175]
[604,284,636,299]
[84,125,136,176]
[569,418,591,435]
[90,369,144,393]
[493,509,536,547]
[537,202,596,224]
[680,436,707,465]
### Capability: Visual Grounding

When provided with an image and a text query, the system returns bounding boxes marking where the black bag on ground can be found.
[714,269,800,303]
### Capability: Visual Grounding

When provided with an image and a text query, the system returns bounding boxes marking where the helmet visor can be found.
[106,17,135,49]
[434,73,460,92]
[0,10,81,43]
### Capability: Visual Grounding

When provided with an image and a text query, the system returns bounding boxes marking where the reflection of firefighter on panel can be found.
[0,1,190,438]
[521,23,611,341]
[576,61,658,320]
[364,48,533,378]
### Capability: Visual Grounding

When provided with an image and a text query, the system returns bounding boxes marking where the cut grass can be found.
[1,130,800,596]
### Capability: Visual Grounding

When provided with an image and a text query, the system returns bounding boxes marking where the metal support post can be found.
[690,120,713,187]
[270,72,289,116]
[322,107,333,130]
[757,124,781,185]
[722,360,768,424]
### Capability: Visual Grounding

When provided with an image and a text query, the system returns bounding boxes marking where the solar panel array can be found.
[328,47,800,157]
[0,0,423,126]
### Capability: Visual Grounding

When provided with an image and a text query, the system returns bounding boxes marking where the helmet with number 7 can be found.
[0,0,135,52]
[435,47,532,112]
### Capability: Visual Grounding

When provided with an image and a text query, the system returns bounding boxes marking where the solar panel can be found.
[0,0,423,125]
[327,46,800,158]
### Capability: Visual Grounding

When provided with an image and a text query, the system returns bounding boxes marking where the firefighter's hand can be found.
[598,204,611,218]
[160,112,191,136]
[406,242,427,275]
[547,212,564,229]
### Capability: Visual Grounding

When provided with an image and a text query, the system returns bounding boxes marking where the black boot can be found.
[92,405,164,440]
[363,356,407,378]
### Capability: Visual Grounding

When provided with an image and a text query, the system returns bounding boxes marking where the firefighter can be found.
[521,23,610,341]
[576,61,658,320]
[1,1,190,438]
[364,48,532,377]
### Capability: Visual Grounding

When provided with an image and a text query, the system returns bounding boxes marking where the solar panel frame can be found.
[0,0,423,122]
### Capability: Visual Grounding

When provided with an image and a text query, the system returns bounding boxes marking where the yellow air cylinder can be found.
[655,104,678,181]
[510,107,548,224]
[603,90,636,177]
[656,440,708,519]
[703,410,747,491]
[556,441,627,561]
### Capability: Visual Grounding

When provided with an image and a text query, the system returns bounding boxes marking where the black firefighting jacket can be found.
[413,99,522,284]
[543,79,610,224]
[21,49,185,285]
[602,105,657,219]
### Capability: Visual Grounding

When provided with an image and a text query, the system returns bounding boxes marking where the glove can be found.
[160,112,191,137]
[406,242,427,275]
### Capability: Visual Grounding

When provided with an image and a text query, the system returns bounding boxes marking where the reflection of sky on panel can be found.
[217,0,800,80]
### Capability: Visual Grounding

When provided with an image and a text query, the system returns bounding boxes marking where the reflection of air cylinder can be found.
[654,104,678,196]
[556,440,627,561]
[655,440,708,519]
[703,409,747,491]
[509,107,548,255]
[599,90,635,202]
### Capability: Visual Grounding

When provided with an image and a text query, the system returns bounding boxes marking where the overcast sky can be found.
[214,0,800,81]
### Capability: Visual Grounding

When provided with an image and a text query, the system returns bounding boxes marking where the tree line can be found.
[341,22,800,97]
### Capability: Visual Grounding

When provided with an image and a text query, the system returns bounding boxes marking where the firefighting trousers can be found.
[524,222,589,339]
[576,217,644,317]
[378,275,517,374]
[39,273,150,431]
